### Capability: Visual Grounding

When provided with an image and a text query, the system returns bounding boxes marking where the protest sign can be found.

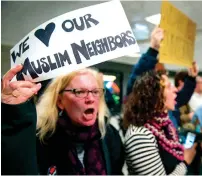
[159,1,196,67]
[10,0,139,82]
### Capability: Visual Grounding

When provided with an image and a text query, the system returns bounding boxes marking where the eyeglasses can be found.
[60,88,105,98]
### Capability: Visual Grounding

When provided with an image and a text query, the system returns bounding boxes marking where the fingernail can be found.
[37,83,41,88]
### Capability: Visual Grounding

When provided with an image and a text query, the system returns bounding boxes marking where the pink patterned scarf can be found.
[144,112,184,161]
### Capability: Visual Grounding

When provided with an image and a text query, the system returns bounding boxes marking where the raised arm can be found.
[176,62,198,108]
[126,27,163,95]
[1,64,41,174]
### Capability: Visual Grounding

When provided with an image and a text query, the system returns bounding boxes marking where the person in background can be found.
[189,76,202,112]
[174,71,196,130]
[126,26,198,130]
[168,63,198,129]
[189,104,202,175]
[1,65,124,175]
[124,70,197,175]
[192,105,202,132]
[174,73,202,175]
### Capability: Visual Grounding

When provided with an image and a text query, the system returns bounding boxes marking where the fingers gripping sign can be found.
[150,26,164,51]
[188,61,199,78]
[1,64,41,105]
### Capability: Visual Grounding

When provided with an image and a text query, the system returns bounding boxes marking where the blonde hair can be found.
[36,68,109,142]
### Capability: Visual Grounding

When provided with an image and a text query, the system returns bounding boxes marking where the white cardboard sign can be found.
[10,0,139,82]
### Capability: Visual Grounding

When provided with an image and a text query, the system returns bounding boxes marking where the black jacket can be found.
[2,100,124,175]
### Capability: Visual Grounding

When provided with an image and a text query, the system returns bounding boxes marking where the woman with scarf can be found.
[124,70,197,175]
[2,65,124,175]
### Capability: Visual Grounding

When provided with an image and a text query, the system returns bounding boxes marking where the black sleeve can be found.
[176,76,196,108]
[105,124,125,175]
[36,136,52,175]
[1,100,38,175]
[126,48,158,96]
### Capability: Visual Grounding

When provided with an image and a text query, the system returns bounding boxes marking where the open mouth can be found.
[84,108,95,115]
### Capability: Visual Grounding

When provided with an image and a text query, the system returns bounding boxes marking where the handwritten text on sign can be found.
[10,0,139,82]
[159,1,196,67]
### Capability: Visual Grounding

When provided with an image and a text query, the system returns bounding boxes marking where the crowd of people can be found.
[2,27,202,175]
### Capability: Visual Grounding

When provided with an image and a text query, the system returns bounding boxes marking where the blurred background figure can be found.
[192,105,202,132]
[189,76,202,112]
[174,71,196,131]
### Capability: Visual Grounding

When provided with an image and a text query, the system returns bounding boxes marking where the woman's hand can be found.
[150,27,164,51]
[184,143,197,165]
[188,61,199,78]
[1,64,41,105]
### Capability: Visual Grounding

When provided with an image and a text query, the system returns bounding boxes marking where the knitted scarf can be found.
[57,113,107,175]
[144,112,184,161]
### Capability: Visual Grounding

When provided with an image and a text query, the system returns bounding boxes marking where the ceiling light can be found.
[133,23,150,40]
[103,75,116,82]
[135,23,148,30]
[145,13,161,25]
[125,53,141,58]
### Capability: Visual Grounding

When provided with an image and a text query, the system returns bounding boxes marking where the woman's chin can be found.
[83,119,96,126]
[167,106,175,111]
[81,115,97,126]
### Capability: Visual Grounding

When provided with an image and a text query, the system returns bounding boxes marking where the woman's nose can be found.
[85,92,95,102]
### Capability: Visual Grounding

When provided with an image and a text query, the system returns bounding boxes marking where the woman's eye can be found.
[93,90,99,95]
[76,90,85,94]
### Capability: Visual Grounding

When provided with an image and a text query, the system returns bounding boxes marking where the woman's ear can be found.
[57,95,64,110]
